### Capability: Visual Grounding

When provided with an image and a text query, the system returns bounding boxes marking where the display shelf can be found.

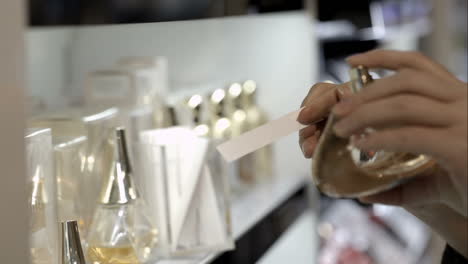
[156,173,310,264]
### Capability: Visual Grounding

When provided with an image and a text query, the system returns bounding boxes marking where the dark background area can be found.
[28,0,304,26]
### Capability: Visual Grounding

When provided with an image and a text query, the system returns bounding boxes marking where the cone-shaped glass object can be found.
[61,221,86,264]
[87,127,158,263]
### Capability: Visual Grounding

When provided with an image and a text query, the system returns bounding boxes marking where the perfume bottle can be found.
[186,94,211,137]
[241,80,273,179]
[117,57,172,128]
[313,66,436,197]
[87,128,158,264]
[54,136,87,222]
[30,107,119,237]
[226,83,256,182]
[26,128,59,264]
[208,89,232,140]
[61,221,86,264]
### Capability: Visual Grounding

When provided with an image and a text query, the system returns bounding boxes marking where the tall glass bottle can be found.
[241,80,273,179]
[186,94,211,137]
[208,89,232,140]
[26,128,59,264]
[313,66,436,197]
[226,83,255,183]
[87,127,158,264]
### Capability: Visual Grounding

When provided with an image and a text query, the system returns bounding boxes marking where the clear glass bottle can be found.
[54,136,87,223]
[87,128,158,264]
[313,66,436,197]
[26,128,59,264]
[29,107,119,237]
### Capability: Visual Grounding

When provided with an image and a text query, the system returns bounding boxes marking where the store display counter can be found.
[158,172,311,264]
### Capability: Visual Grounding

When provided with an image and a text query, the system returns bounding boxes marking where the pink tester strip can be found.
[216,108,307,162]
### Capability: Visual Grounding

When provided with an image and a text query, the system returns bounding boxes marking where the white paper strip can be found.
[217,109,306,162]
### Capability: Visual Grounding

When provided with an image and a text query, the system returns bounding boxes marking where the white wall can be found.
[27,11,318,185]
[70,12,318,176]
[26,28,77,108]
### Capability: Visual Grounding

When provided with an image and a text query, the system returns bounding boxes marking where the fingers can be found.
[298,83,351,125]
[347,50,457,82]
[337,70,457,113]
[350,126,447,159]
[360,168,467,217]
[298,124,317,147]
[301,82,336,108]
[333,95,451,138]
[301,130,321,159]
[359,173,442,206]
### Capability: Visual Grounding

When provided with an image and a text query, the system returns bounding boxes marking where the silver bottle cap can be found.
[99,127,139,205]
[61,221,85,264]
[349,66,373,94]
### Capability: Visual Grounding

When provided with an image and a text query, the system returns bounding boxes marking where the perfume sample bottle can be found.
[313,66,436,197]
[87,127,158,264]
[241,80,273,179]
[61,221,86,264]
[26,128,59,264]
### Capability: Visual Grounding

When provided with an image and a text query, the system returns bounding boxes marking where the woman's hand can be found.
[298,50,467,257]
[298,81,351,158]
[334,50,467,216]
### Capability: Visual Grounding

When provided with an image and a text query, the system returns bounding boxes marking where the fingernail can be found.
[333,99,353,116]
[301,143,307,156]
[297,107,308,124]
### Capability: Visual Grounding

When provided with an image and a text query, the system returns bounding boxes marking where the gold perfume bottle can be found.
[241,80,273,179]
[208,89,232,140]
[313,66,436,197]
[61,221,86,264]
[186,94,211,137]
[87,128,158,264]
[226,83,255,182]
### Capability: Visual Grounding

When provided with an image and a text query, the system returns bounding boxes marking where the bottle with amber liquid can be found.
[87,127,158,263]
[313,66,436,197]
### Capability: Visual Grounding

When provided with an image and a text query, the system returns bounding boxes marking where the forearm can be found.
[405,204,468,258]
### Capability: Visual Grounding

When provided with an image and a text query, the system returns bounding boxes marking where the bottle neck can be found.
[349,66,373,94]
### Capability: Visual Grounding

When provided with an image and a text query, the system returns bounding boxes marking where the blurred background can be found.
[17,0,468,263]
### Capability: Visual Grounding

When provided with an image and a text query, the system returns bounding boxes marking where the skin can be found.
[297,50,468,257]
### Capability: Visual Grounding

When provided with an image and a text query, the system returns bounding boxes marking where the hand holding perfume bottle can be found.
[311,65,435,197]
[298,50,468,258]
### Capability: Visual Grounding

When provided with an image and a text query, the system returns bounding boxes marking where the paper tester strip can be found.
[217,109,306,162]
